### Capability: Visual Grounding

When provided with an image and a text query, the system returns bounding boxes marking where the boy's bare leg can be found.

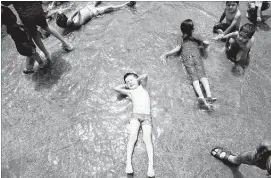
[142,124,155,177]
[32,52,48,68]
[200,77,211,98]
[193,80,210,108]
[43,24,73,51]
[97,2,135,14]
[126,119,140,174]
[25,56,35,70]
[32,33,51,60]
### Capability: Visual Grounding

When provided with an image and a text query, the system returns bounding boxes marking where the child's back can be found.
[181,36,203,58]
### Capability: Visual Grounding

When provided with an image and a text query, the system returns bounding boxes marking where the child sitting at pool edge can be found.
[114,73,155,177]
[213,1,241,40]
[160,19,217,110]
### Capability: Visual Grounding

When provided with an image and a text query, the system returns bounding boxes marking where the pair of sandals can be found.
[198,97,217,110]
[211,147,241,167]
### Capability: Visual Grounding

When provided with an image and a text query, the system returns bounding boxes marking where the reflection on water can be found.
[1,2,271,178]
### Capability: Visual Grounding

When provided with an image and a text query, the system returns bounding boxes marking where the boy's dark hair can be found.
[56,13,68,28]
[180,19,194,39]
[123,73,139,83]
[226,1,239,5]
[239,23,256,38]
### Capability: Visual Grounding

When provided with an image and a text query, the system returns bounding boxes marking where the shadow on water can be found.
[230,167,245,178]
[31,51,71,91]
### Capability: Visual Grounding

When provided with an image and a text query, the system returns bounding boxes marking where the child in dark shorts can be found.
[1,6,47,74]
[214,23,256,70]
[211,140,271,176]
[160,19,217,110]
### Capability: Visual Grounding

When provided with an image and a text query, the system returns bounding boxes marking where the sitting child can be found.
[247,1,270,24]
[56,1,136,29]
[211,140,271,177]
[114,73,155,177]
[1,6,48,74]
[214,23,256,71]
[213,1,241,40]
[160,19,217,110]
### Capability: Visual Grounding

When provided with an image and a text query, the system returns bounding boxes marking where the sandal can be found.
[198,98,210,110]
[23,69,34,74]
[206,97,217,104]
[211,147,240,167]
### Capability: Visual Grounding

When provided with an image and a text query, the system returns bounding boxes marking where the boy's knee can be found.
[129,134,138,143]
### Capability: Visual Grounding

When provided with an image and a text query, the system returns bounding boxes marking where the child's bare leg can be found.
[126,119,140,174]
[193,80,204,99]
[32,52,48,68]
[32,33,51,59]
[200,77,211,98]
[97,2,135,14]
[142,124,155,177]
[25,56,35,70]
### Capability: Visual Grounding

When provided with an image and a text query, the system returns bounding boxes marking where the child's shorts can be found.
[16,41,36,57]
[131,113,152,126]
[213,23,239,33]
[20,5,48,36]
[239,149,271,170]
[183,55,206,82]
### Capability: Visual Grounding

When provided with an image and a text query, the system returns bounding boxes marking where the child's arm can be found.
[213,31,238,40]
[67,9,81,26]
[114,84,131,98]
[137,74,148,88]
[256,1,263,22]
[160,45,181,65]
[223,11,241,36]
[219,10,226,23]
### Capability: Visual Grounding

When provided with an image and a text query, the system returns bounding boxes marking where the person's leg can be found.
[31,51,48,68]
[200,77,217,103]
[126,119,141,174]
[193,80,205,99]
[211,147,256,166]
[32,34,51,59]
[142,124,155,177]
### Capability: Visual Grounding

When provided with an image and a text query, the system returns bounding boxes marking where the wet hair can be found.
[123,73,138,83]
[239,23,256,39]
[226,1,239,5]
[180,19,194,40]
[56,13,68,28]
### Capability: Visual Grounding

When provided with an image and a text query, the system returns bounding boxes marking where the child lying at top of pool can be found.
[55,1,136,29]
[160,19,217,110]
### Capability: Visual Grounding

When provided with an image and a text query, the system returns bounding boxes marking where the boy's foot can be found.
[127,1,136,7]
[206,97,217,104]
[62,43,74,52]
[147,165,155,177]
[198,97,210,110]
[39,59,50,69]
[23,69,34,74]
[126,164,133,175]
[211,147,240,167]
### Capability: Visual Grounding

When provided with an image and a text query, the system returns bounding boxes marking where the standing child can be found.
[114,73,155,177]
[213,1,241,39]
[247,1,270,24]
[1,6,47,74]
[160,19,217,110]
[214,23,256,71]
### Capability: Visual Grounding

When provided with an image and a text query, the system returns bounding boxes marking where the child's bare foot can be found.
[127,1,136,7]
[147,165,155,177]
[126,163,133,174]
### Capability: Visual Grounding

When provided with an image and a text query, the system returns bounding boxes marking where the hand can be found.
[160,54,168,65]
[257,16,262,22]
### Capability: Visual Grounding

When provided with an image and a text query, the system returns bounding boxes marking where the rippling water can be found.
[1,2,271,178]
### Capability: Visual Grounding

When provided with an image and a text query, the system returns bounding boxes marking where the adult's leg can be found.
[142,124,155,177]
[126,119,141,174]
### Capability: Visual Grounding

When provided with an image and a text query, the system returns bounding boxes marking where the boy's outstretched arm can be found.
[137,74,148,88]
[160,46,181,65]
[114,84,131,98]
[223,12,241,36]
